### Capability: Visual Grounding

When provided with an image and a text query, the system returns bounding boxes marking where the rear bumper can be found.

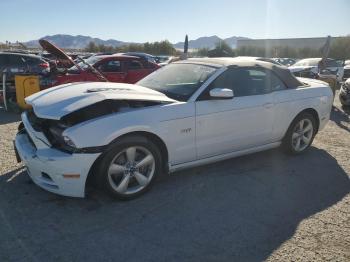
[15,131,100,197]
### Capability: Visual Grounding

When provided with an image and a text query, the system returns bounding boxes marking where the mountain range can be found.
[24,34,249,50]
[173,35,249,49]
[25,34,128,49]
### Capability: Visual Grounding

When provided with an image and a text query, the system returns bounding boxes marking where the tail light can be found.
[39,62,49,68]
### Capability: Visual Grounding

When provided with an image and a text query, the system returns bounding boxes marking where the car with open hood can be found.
[289,58,344,82]
[14,58,333,199]
[39,40,159,87]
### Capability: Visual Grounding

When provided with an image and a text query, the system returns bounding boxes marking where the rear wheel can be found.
[97,135,162,200]
[283,113,316,154]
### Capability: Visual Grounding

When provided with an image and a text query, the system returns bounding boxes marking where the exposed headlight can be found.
[63,136,76,148]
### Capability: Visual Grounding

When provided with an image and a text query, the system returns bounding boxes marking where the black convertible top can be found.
[178,57,303,88]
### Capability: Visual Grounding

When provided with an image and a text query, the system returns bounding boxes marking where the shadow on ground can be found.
[341,105,350,115]
[0,148,349,261]
[330,106,350,132]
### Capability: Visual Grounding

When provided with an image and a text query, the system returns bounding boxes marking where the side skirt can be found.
[168,142,281,173]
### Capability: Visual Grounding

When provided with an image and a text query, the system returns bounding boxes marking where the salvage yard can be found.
[0,94,349,261]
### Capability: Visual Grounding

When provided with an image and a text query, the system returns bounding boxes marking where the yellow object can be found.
[15,75,40,109]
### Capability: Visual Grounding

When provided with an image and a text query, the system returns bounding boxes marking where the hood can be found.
[288,65,317,73]
[25,82,176,120]
[296,77,330,87]
[39,39,77,69]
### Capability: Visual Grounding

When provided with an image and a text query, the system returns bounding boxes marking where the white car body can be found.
[343,63,350,80]
[15,58,333,197]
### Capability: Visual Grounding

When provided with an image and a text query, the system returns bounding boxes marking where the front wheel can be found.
[283,113,317,154]
[97,136,162,200]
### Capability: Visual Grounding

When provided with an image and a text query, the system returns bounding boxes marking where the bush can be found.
[84,40,176,55]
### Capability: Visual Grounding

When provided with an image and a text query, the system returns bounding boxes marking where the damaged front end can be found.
[23,99,164,154]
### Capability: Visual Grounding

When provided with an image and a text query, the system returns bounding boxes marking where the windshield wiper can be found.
[160,90,184,101]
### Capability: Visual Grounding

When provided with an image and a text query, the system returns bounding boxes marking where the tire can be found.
[282,112,317,154]
[97,135,162,200]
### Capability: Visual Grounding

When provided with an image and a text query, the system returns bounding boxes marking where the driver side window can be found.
[198,67,286,100]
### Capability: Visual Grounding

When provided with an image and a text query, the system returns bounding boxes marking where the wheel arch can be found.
[85,130,169,193]
[283,107,320,142]
[296,108,320,133]
[116,131,170,172]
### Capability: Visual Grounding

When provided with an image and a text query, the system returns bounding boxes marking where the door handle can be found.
[263,103,274,109]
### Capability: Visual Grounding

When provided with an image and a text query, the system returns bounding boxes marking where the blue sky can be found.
[1,0,349,43]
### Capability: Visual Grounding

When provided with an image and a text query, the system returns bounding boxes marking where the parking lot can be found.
[0,94,349,261]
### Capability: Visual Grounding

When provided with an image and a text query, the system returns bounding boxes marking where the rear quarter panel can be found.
[272,82,333,141]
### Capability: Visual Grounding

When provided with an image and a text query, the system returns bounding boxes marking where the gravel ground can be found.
[0,94,349,262]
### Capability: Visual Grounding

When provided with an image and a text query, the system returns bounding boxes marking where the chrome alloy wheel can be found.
[107,146,155,195]
[292,119,314,152]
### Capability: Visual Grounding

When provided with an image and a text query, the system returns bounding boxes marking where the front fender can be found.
[63,109,167,149]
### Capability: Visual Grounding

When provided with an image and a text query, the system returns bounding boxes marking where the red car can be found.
[55,54,159,85]
[39,40,159,87]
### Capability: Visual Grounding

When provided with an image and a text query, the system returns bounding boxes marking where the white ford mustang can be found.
[14,58,333,199]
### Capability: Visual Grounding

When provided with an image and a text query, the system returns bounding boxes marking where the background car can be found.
[37,40,160,87]
[339,78,350,106]
[289,58,344,82]
[0,52,50,75]
[118,52,158,64]
[54,54,159,85]
[343,60,350,81]
[156,55,179,66]
[273,58,297,67]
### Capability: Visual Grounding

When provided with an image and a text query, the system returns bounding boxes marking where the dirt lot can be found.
[0,94,349,262]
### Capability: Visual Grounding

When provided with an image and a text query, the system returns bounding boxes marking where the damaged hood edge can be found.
[25,82,176,120]
[39,39,78,69]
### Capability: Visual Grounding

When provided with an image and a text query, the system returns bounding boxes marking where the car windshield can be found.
[137,63,217,101]
[157,56,170,63]
[293,59,320,67]
[69,55,104,71]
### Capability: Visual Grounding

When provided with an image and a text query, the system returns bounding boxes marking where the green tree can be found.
[329,36,350,60]
[208,41,235,57]
[236,46,265,57]
[196,47,209,57]
[85,41,98,52]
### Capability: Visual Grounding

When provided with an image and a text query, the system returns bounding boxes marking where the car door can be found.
[325,59,343,81]
[95,59,127,82]
[125,59,150,83]
[195,67,275,159]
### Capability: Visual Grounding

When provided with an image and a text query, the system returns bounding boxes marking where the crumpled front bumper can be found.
[15,130,100,198]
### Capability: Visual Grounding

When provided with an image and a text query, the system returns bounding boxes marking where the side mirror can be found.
[209,88,234,99]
